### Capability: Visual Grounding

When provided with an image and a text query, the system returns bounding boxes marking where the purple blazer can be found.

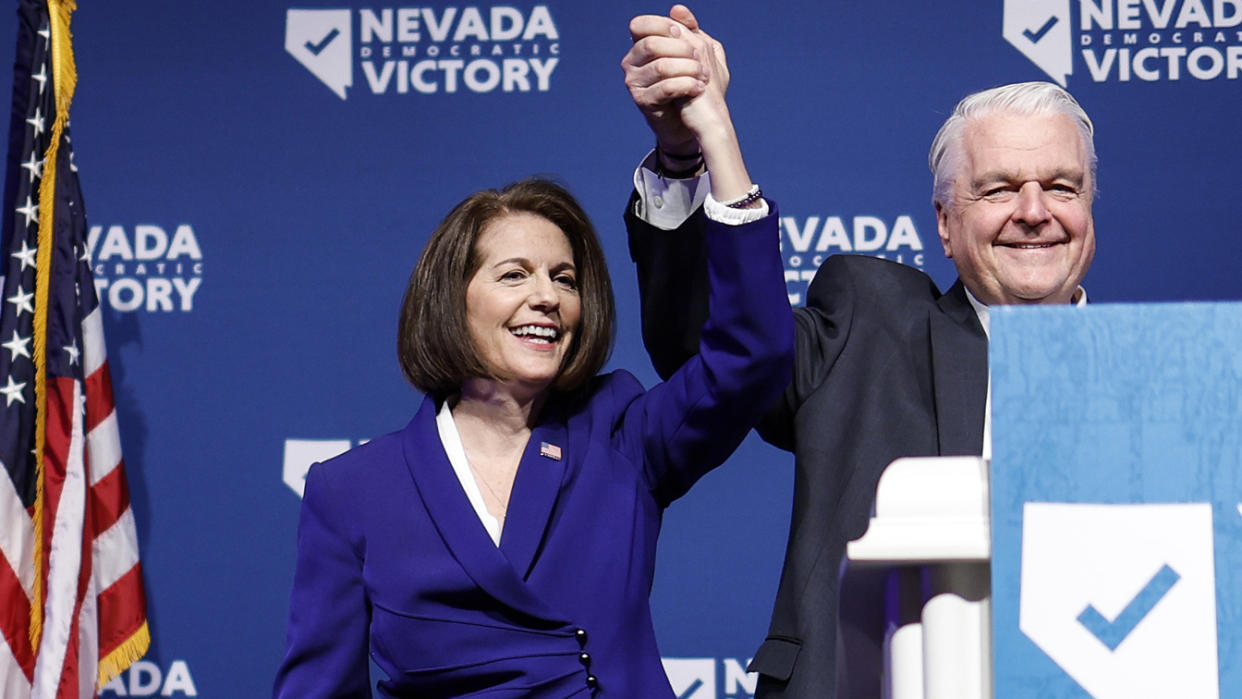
[274,211,792,697]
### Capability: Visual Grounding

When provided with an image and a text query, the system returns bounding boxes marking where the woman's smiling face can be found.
[464,211,582,392]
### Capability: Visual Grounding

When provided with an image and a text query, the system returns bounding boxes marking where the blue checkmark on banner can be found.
[305,28,340,56]
[676,679,704,699]
[1023,15,1059,43]
[1077,563,1180,651]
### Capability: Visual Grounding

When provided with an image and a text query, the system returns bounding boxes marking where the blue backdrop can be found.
[2,1,1238,695]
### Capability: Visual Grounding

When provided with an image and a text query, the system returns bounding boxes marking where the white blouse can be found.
[435,401,503,546]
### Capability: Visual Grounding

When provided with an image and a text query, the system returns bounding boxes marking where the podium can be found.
[848,302,1242,698]
[847,456,992,699]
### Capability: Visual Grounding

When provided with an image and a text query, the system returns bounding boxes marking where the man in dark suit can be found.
[623,6,1096,697]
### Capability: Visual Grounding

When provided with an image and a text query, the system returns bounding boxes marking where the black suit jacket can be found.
[628,202,988,698]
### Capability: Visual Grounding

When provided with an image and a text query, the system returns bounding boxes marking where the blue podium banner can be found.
[991,303,1242,698]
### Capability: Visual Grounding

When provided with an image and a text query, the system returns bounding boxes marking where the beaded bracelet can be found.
[719,184,763,209]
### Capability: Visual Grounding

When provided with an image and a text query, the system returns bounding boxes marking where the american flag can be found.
[1,1,148,696]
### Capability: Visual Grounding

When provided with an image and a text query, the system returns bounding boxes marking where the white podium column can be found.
[885,568,927,699]
[847,457,992,699]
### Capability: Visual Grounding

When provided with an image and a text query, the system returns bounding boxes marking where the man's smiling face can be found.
[937,111,1095,306]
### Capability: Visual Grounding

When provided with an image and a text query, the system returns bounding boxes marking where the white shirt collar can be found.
[435,399,503,546]
[962,285,1088,339]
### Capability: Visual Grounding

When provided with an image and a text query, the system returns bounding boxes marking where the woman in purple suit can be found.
[274,8,789,696]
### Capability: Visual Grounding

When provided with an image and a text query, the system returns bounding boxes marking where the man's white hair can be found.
[928,81,1096,209]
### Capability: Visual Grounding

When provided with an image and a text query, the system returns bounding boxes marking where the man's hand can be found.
[622,5,730,161]
[624,6,752,202]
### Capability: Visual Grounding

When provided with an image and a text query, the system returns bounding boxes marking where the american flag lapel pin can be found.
[539,442,562,461]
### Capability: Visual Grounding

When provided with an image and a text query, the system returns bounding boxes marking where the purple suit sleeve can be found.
[273,463,372,698]
[621,207,794,506]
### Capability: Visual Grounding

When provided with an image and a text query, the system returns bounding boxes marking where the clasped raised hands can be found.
[622,5,732,161]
